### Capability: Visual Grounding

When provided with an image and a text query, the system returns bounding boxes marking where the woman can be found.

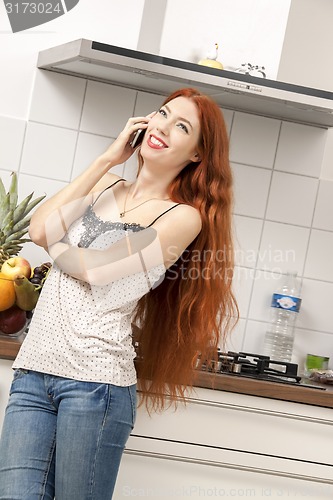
[0,88,238,499]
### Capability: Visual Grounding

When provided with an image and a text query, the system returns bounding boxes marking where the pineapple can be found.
[0,172,45,266]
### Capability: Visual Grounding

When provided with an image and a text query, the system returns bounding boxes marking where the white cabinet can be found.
[114,387,333,499]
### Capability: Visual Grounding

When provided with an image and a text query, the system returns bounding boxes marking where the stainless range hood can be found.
[37,39,333,128]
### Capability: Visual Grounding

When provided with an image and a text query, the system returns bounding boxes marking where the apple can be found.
[1,257,31,280]
[0,305,27,334]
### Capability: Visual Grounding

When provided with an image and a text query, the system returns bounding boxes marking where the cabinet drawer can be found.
[133,387,333,465]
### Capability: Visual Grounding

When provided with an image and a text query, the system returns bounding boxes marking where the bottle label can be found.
[271,293,302,312]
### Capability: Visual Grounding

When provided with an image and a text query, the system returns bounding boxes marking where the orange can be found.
[0,272,16,311]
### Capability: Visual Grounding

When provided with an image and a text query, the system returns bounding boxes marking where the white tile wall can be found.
[266,171,318,226]
[298,278,333,333]
[274,122,326,177]
[29,71,86,130]
[233,215,263,268]
[230,112,280,168]
[258,221,309,274]
[134,91,166,116]
[232,266,256,319]
[223,318,246,353]
[304,229,333,282]
[80,81,137,137]
[232,163,271,218]
[20,122,77,182]
[242,320,268,356]
[17,173,68,202]
[1,72,332,366]
[0,115,26,172]
[71,133,124,180]
[312,179,333,231]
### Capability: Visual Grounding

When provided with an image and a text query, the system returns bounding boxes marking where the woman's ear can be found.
[191,152,201,163]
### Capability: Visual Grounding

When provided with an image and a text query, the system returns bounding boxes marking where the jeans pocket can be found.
[12,368,29,381]
[9,369,29,396]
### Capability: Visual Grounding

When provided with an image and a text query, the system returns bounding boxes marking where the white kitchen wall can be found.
[278,0,333,91]
[159,0,291,79]
[0,0,145,118]
[1,0,333,428]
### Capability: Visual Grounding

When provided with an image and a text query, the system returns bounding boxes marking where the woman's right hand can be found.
[100,112,156,167]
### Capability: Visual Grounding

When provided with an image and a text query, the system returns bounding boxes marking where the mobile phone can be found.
[131,128,145,148]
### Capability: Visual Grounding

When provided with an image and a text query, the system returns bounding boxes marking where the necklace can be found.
[120,184,170,218]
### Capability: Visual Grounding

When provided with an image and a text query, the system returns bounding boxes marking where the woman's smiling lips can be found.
[147,134,168,149]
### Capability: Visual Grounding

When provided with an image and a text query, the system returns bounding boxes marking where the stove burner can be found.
[199,351,303,385]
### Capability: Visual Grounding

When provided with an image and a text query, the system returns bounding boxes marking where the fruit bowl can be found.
[0,260,51,340]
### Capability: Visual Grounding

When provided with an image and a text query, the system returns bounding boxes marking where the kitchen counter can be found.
[194,369,333,409]
[0,336,23,361]
[1,336,333,409]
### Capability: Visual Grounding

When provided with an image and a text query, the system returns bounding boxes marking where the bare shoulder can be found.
[154,203,202,238]
[90,172,123,193]
[174,204,202,232]
[152,203,202,268]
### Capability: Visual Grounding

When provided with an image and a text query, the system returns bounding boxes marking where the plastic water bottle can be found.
[263,271,302,362]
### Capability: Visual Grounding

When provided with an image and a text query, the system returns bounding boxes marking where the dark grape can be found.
[28,262,52,290]
[33,266,44,275]
[30,277,42,285]
[33,271,44,279]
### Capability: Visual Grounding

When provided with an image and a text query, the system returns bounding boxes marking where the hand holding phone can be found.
[131,129,145,148]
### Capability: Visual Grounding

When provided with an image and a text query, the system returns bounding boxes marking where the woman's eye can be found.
[158,108,167,116]
[177,123,189,133]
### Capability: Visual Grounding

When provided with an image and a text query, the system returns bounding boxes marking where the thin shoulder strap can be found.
[92,178,125,206]
[147,203,181,227]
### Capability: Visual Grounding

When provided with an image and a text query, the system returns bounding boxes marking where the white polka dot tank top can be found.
[13,180,174,386]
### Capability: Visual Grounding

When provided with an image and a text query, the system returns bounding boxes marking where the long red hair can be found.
[133,88,238,410]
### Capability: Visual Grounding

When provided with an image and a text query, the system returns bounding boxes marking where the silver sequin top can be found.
[78,204,145,248]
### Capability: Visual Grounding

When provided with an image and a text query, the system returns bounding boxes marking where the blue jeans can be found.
[0,369,137,500]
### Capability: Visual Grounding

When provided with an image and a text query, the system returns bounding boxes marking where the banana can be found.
[13,276,40,311]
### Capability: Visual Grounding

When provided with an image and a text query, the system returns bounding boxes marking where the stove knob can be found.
[232,362,242,373]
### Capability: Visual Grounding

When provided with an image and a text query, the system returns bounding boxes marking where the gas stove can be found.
[198,351,303,386]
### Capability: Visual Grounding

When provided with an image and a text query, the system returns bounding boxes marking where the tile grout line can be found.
[69,78,89,183]
[239,120,283,351]
[299,176,321,285]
